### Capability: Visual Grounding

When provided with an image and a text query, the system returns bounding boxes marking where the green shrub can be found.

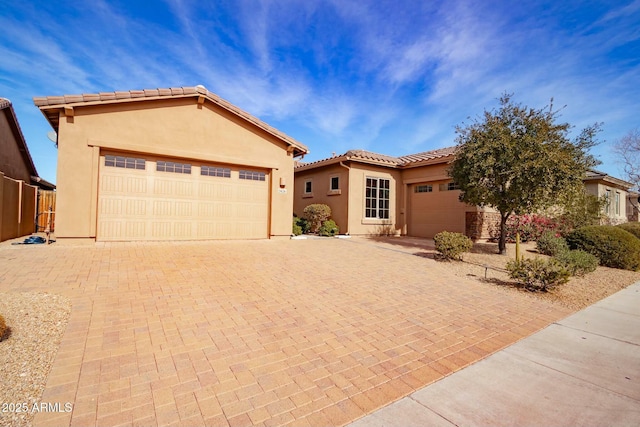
[296,217,311,234]
[506,258,570,292]
[318,219,339,236]
[292,218,302,236]
[536,231,569,256]
[617,222,640,240]
[303,204,332,233]
[0,313,6,341]
[555,250,599,276]
[566,226,640,271]
[292,216,309,235]
[434,231,473,261]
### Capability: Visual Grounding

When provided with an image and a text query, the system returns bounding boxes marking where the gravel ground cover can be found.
[0,293,71,427]
[453,241,640,310]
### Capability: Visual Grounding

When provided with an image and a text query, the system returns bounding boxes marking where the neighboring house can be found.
[583,169,634,225]
[626,191,639,222]
[294,148,635,239]
[294,147,499,239]
[34,86,308,242]
[1,97,55,242]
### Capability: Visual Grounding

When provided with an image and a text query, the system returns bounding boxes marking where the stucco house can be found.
[583,169,635,225]
[294,147,635,239]
[34,86,308,242]
[626,191,639,222]
[1,97,55,242]
[294,147,498,239]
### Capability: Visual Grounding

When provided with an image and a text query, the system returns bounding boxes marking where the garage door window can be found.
[239,170,266,181]
[105,155,145,170]
[157,161,191,174]
[201,166,231,178]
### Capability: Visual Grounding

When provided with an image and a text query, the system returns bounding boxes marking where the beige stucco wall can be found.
[346,164,403,236]
[293,160,487,237]
[402,163,480,238]
[55,98,297,240]
[584,181,628,224]
[0,109,32,182]
[293,164,349,233]
[0,173,36,242]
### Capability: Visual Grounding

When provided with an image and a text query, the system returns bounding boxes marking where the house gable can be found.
[34,86,308,241]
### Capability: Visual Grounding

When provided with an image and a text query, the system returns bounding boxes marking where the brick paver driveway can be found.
[0,238,570,426]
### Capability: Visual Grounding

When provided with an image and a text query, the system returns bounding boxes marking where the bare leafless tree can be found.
[614,128,640,190]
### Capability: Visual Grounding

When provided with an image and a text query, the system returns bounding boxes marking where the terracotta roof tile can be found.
[114,90,131,99]
[398,146,457,164]
[83,93,100,102]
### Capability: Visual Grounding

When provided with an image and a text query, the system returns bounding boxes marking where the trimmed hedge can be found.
[565,226,640,271]
[617,222,640,240]
[303,204,331,233]
[434,231,473,261]
[555,249,599,276]
[536,231,568,256]
[318,219,339,237]
[506,258,570,292]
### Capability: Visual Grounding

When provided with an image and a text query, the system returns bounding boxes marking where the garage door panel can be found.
[98,155,268,241]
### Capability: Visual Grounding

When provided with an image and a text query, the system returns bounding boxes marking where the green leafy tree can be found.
[450,94,600,254]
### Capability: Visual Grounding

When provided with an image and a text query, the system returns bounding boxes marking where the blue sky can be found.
[1,0,639,185]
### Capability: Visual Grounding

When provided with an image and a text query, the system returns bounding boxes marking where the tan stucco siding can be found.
[407,179,467,237]
[55,99,295,239]
[0,111,32,182]
[584,182,628,224]
[294,164,349,233]
[347,164,402,236]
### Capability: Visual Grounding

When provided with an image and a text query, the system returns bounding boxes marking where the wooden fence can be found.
[36,190,56,232]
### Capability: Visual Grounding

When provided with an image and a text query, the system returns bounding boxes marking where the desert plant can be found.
[566,226,640,271]
[555,249,599,276]
[303,204,332,233]
[295,216,311,234]
[536,231,569,256]
[617,222,640,240]
[506,257,570,291]
[434,231,473,261]
[318,219,339,236]
[0,313,6,341]
[292,218,302,236]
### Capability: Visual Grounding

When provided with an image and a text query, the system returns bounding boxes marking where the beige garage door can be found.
[97,154,269,241]
[408,182,466,238]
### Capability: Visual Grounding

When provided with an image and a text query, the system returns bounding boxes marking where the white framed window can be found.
[365,177,390,219]
[304,179,312,194]
[330,176,339,191]
[605,189,611,215]
[157,161,191,174]
[105,155,145,170]
[439,181,460,191]
[239,170,266,181]
[201,165,231,177]
[615,192,621,215]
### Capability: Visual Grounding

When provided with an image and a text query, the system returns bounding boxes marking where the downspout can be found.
[339,161,351,235]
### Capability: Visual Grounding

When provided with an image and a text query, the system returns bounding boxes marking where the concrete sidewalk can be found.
[348,281,640,427]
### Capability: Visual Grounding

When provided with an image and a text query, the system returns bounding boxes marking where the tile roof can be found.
[397,146,457,165]
[34,86,308,156]
[295,146,458,171]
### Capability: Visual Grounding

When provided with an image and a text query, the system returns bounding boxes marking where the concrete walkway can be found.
[348,281,640,427]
